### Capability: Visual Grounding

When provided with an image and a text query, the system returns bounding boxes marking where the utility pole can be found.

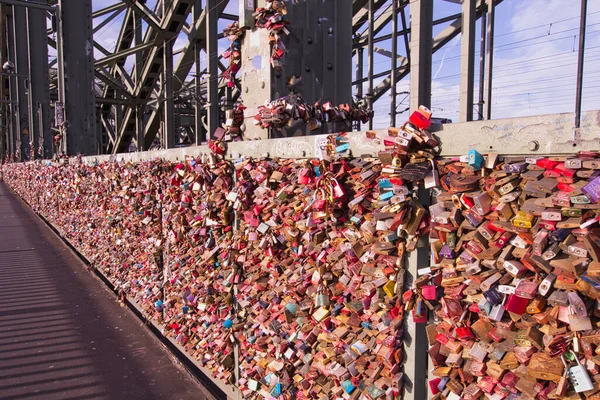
[575,0,587,129]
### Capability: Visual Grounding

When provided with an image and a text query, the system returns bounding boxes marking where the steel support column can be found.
[459,0,476,122]
[6,10,15,157]
[12,4,28,160]
[163,40,175,149]
[194,0,204,145]
[241,0,352,139]
[409,0,432,111]
[367,0,374,130]
[356,47,364,130]
[0,5,4,161]
[477,0,486,121]
[575,0,587,129]
[390,0,398,127]
[134,14,143,151]
[59,0,97,155]
[205,0,218,140]
[484,0,494,120]
[26,0,51,159]
[55,3,65,154]
[406,2,432,399]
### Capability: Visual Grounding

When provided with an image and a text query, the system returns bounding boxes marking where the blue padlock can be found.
[468,149,483,170]
[342,380,355,394]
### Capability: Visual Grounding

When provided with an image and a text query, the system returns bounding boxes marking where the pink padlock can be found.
[422,285,437,301]
[298,168,311,184]
[330,178,345,198]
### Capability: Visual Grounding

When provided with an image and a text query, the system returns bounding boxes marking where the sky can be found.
[86,0,600,129]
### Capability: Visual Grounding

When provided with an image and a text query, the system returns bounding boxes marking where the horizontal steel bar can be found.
[94,42,155,68]
[92,2,125,18]
[352,66,408,85]
[220,12,238,20]
[0,0,54,12]
[352,12,461,49]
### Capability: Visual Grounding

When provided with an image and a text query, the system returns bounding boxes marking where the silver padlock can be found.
[424,160,439,189]
[315,286,330,307]
[488,303,505,322]
[567,352,594,393]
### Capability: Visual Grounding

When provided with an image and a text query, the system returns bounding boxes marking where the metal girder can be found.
[373,45,407,64]
[101,7,134,100]
[97,96,131,105]
[13,4,29,159]
[368,4,396,38]
[95,68,133,100]
[94,41,155,68]
[484,0,494,120]
[0,0,54,12]
[92,2,125,18]
[221,12,237,20]
[371,0,503,103]
[99,7,134,153]
[205,0,218,141]
[113,0,194,153]
[27,0,51,159]
[122,0,161,32]
[409,0,433,111]
[163,39,175,149]
[352,0,387,34]
[141,0,228,150]
[60,0,97,156]
[352,10,461,49]
[93,7,124,34]
[93,41,134,92]
[100,113,115,145]
[459,0,476,121]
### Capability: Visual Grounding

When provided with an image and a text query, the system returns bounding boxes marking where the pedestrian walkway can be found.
[0,183,215,400]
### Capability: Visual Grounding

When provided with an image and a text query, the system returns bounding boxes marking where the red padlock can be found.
[298,168,311,184]
[456,326,475,340]
[429,378,441,395]
[536,158,559,170]
[409,111,431,130]
[412,309,427,323]
[505,294,528,315]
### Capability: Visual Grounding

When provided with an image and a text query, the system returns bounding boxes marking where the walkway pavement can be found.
[0,182,215,400]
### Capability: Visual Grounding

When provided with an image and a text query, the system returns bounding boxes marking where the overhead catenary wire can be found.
[364,13,600,69]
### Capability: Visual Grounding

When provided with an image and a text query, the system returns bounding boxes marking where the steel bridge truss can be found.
[0,0,501,158]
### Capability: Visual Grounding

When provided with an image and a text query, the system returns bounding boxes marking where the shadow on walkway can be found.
[0,183,214,400]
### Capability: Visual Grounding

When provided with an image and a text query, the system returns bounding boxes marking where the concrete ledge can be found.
[80,110,600,165]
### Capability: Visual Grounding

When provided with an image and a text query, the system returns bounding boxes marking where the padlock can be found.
[505,294,528,315]
[566,351,595,392]
[424,160,440,189]
[468,149,484,170]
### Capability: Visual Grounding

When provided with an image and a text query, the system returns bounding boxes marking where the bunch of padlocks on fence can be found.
[254,94,374,131]
[419,149,600,400]
[222,21,246,89]
[4,104,600,399]
[214,102,246,142]
[254,0,289,71]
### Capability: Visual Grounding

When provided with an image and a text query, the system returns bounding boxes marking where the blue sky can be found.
[88,0,600,128]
